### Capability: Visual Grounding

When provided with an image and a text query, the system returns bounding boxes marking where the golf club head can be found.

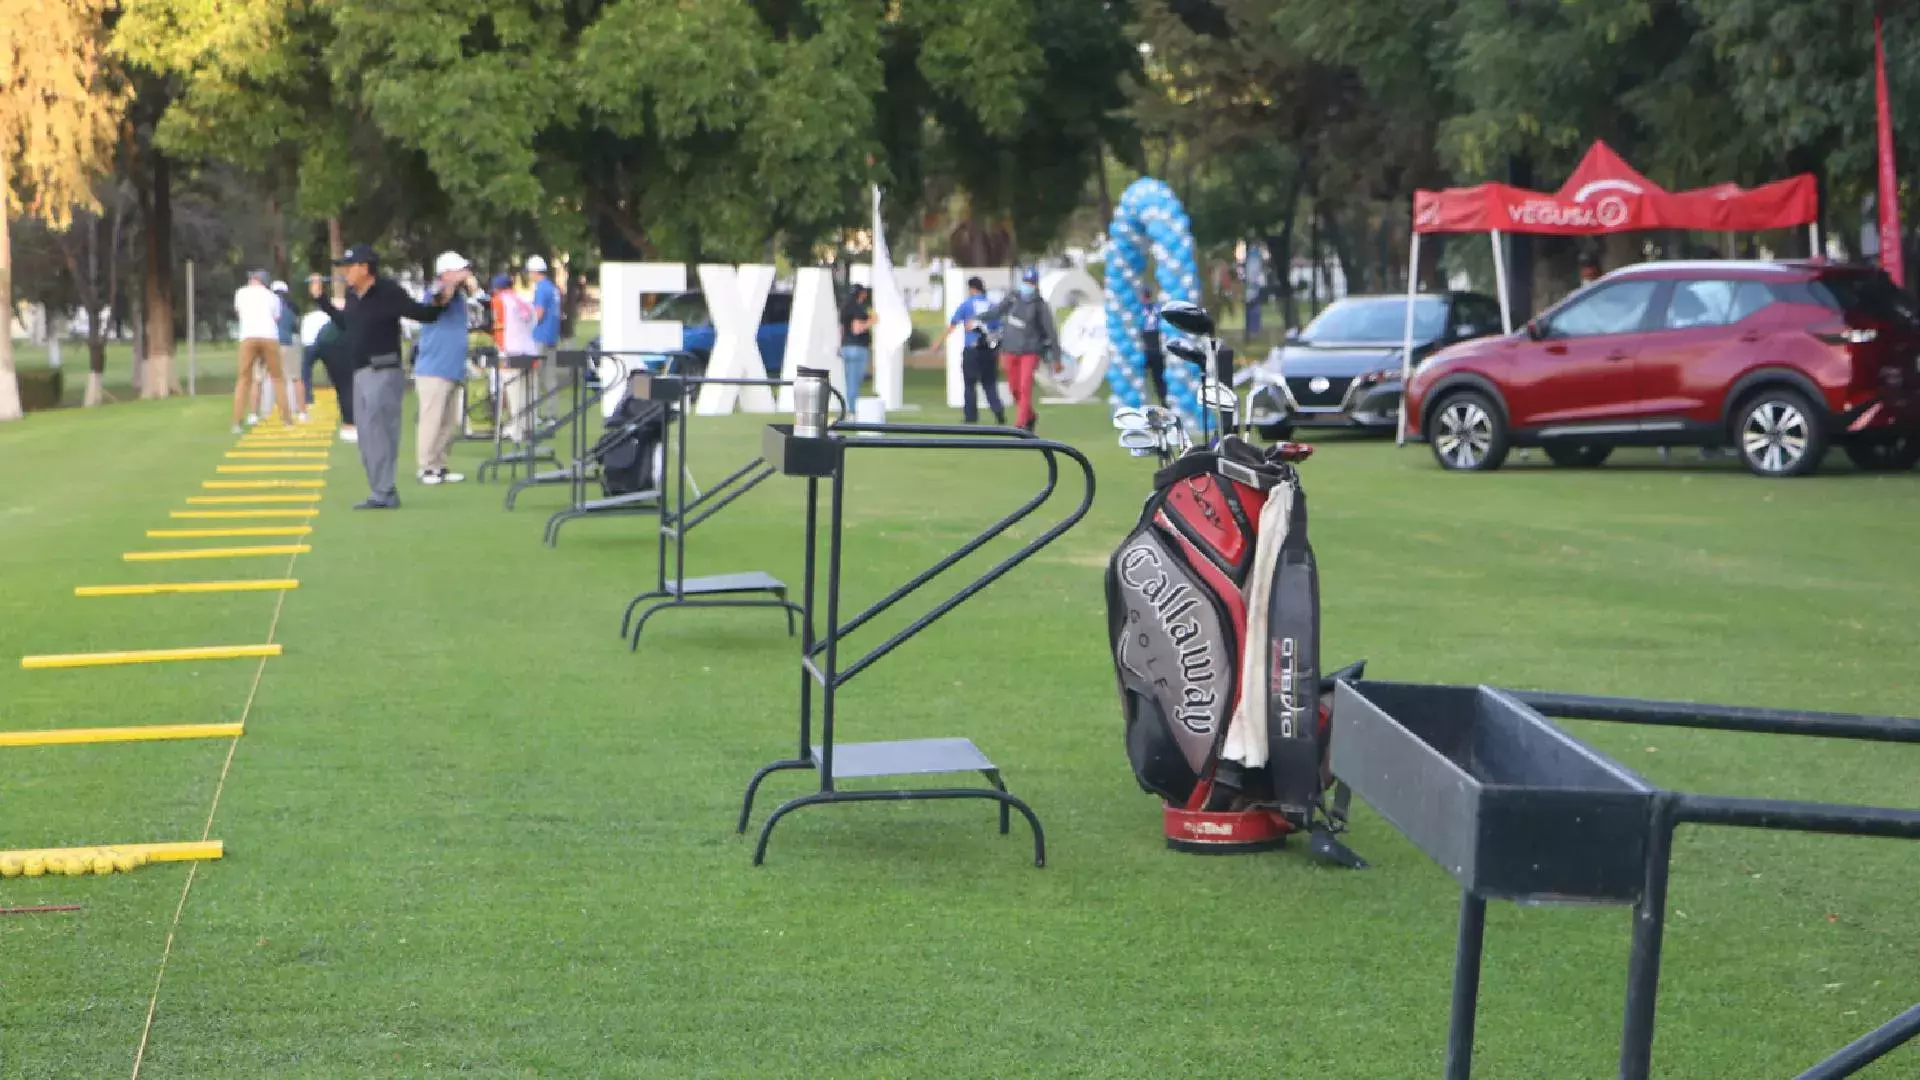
[1164,339,1207,367]
[1158,300,1216,338]
[1118,428,1162,453]
[1141,406,1177,430]
[1199,378,1238,412]
[1111,406,1150,431]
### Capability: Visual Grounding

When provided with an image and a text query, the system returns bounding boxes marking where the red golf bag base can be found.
[1162,805,1292,854]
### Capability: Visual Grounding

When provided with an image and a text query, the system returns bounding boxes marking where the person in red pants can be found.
[986,267,1060,432]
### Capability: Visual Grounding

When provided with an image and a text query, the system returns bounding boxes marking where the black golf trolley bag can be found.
[1105,436,1364,864]
[590,393,669,497]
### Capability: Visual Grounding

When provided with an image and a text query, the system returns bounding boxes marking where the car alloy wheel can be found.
[1435,400,1495,468]
[1740,399,1811,476]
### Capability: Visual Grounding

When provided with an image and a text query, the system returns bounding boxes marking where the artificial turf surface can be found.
[1,371,1917,1077]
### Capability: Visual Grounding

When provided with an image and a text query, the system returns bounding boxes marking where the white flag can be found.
[871,185,914,410]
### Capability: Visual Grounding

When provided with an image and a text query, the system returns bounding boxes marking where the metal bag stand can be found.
[738,422,1096,867]
[1332,681,1920,1080]
[616,376,835,647]
[477,355,561,483]
[506,349,606,511]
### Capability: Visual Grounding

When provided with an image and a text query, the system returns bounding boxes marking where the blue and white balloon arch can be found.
[1104,177,1203,428]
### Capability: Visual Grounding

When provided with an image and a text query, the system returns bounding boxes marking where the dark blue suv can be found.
[644,291,794,377]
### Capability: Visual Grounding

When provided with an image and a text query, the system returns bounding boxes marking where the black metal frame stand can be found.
[477,355,561,483]
[1337,682,1920,1080]
[737,422,1096,867]
[507,349,605,510]
[616,375,838,647]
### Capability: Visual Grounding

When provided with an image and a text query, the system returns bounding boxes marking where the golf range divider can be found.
[1329,680,1920,1079]
[738,421,1096,867]
[475,352,564,484]
[505,348,624,514]
[614,370,847,643]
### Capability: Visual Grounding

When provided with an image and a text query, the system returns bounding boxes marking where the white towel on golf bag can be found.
[1221,478,1295,768]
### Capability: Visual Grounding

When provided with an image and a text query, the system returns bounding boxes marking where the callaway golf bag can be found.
[1105,435,1364,864]
[590,393,668,496]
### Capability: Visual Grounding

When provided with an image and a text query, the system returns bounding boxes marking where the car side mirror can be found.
[1284,326,1302,342]
[1525,318,1544,341]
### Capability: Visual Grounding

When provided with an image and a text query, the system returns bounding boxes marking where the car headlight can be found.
[1356,364,1404,387]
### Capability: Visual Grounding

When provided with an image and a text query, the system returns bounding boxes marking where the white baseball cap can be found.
[524,255,549,273]
[434,251,470,275]
[270,280,289,293]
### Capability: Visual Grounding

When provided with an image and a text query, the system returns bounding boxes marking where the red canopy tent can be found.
[1396,141,1821,442]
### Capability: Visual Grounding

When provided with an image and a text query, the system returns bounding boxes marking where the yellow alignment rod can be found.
[146,527,313,539]
[75,580,298,597]
[123,545,311,561]
[21,644,282,670]
[0,722,243,748]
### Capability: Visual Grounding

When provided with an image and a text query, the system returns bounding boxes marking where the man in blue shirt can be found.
[930,276,1006,424]
[527,255,563,414]
[414,251,486,485]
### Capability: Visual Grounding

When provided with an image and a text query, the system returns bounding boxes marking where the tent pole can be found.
[1399,230,1422,446]
[1491,229,1513,334]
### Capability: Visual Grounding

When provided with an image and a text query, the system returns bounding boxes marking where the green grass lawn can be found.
[2,372,1918,1077]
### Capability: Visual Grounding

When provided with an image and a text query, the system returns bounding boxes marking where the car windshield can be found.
[1812,273,1920,328]
[645,293,709,324]
[1303,298,1446,344]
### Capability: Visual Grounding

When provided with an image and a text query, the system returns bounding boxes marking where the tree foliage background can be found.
[9,0,1920,415]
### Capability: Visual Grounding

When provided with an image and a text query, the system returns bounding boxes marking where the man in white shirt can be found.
[233,270,291,434]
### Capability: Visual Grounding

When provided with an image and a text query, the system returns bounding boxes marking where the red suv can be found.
[1403,261,1920,476]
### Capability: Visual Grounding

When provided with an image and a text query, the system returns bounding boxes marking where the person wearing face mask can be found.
[982,267,1058,432]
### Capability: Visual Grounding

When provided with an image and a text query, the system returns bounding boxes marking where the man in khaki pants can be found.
[232,270,288,434]
[413,251,485,484]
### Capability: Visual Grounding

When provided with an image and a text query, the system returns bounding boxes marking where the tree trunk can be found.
[327,216,344,303]
[267,192,288,283]
[1094,143,1113,227]
[0,138,19,422]
[140,150,175,399]
[1504,154,1535,319]
[1322,206,1356,302]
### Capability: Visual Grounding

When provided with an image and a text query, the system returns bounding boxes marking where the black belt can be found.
[365,353,401,370]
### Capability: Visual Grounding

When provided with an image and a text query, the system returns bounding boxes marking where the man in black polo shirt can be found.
[310,244,452,509]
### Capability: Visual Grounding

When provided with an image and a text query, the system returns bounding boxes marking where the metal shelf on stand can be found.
[507,348,607,512]
[1331,680,1920,1080]
[737,422,1096,867]
[617,376,842,648]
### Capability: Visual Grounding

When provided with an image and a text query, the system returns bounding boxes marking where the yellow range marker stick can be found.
[75,579,298,597]
[124,545,311,562]
[171,510,316,520]
[215,464,330,473]
[146,527,312,539]
[203,480,325,490]
[21,644,281,670]
[0,722,242,749]
[226,451,329,460]
[186,495,321,504]
[234,444,331,451]
[0,841,221,864]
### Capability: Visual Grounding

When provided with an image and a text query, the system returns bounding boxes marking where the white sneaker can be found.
[440,470,466,484]
[419,470,443,486]
[340,427,359,443]
[245,413,260,427]
[297,412,310,424]
[231,424,244,435]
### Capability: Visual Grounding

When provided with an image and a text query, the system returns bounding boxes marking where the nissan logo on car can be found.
[1308,376,1331,394]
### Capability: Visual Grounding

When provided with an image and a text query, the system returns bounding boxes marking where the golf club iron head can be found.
[1199,378,1238,413]
[1164,339,1206,366]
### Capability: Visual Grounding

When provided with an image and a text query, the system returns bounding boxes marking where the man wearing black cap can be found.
[310,244,453,509]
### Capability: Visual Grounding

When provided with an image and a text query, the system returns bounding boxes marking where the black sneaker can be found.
[353,496,401,510]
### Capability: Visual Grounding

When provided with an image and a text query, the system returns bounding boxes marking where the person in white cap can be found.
[527,255,562,408]
[413,251,486,484]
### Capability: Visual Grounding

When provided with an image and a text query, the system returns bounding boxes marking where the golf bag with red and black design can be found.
[1105,436,1365,864]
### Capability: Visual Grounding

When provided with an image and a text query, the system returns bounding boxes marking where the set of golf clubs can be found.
[1111,300,1242,464]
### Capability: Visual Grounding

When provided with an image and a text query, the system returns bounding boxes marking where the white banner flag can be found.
[871,185,914,410]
